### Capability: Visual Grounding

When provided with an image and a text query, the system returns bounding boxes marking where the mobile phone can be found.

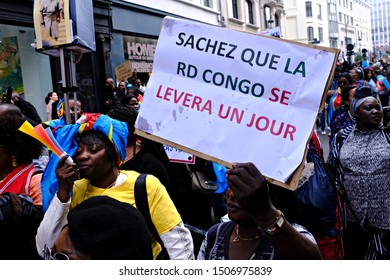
[4,87,12,103]
[383,106,390,126]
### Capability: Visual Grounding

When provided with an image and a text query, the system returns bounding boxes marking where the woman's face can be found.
[50,92,58,101]
[226,188,252,224]
[75,139,112,181]
[338,77,350,90]
[356,98,382,128]
[128,97,139,110]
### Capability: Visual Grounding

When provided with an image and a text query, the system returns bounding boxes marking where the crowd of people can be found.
[1,57,390,261]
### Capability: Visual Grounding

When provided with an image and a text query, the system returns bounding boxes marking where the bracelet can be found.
[258,210,286,236]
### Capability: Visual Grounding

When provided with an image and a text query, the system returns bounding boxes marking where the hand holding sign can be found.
[135,16,338,189]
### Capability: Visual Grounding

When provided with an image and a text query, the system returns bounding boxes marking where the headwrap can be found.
[350,96,376,118]
[41,113,128,211]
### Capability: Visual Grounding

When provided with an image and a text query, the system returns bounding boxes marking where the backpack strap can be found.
[134,173,170,259]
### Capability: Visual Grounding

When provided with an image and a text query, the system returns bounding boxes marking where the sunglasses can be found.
[43,244,70,260]
[338,81,348,85]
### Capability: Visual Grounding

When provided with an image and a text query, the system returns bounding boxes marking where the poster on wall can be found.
[33,0,72,50]
[33,0,95,54]
[0,37,24,95]
[135,16,338,190]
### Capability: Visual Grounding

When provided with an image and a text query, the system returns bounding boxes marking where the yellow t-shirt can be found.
[70,170,181,259]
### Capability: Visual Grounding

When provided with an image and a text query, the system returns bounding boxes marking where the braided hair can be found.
[0,113,43,164]
[106,104,138,144]
[107,104,171,168]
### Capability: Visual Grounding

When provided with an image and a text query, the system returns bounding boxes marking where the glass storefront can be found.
[0,23,53,121]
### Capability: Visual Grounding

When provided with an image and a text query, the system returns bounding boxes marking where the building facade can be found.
[368,0,390,60]
[0,0,221,119]
[219,0,284,36]
[283,0,330,46]
[353,0,373,60]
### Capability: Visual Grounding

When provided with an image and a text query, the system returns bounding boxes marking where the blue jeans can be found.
[317,107,326,132]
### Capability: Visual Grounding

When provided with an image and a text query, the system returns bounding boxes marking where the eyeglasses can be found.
[43,245,70,260]
[338,81,348,85]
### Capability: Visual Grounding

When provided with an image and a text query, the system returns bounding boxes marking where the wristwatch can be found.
[258,210,286,236]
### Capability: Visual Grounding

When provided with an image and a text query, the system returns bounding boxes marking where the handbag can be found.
[295,147,336,234]
[185,164,218,194]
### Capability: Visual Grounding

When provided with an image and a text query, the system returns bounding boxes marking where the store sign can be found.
[123,36,157,73]
[135,17,338,189]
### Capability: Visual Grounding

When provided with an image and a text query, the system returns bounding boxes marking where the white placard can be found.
[135,16,337,183]
[164,145,195,164]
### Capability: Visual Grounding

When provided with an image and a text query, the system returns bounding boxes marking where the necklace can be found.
[106,176,118,189]
[83,173,120,201]
[233,224,261,243]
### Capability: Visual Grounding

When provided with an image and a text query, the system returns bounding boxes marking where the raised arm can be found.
[226,162,323,260]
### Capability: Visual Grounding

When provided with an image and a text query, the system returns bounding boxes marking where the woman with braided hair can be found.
[0,104,45,259]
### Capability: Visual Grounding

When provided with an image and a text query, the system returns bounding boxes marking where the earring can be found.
[12,156,17,168]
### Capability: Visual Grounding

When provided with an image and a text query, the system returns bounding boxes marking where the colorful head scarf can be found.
[41,113,128,211]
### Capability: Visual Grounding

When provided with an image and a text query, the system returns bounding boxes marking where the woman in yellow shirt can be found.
[36,114,194,260]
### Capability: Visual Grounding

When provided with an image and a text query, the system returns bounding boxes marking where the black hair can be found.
[0,113,43,163]
[338,72,353,85]
[78,130,119,168]
[67,196,153,260]
[107,104,138,144]
[45,92,55,105]
[354,85,373,99]
[120,95,138,106]
[341,85,356,104]
[363,68,377,82]
[126,86,142,97]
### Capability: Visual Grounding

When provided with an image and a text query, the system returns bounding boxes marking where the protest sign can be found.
[163,145,195,164]
[115,61,132,84]
[135,16,338,189]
